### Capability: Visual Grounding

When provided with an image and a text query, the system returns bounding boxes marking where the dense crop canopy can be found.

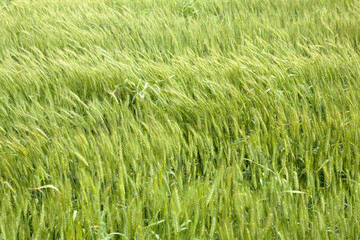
[0,0,360,239]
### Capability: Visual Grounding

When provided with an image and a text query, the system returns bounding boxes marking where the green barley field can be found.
[1,0,360,239]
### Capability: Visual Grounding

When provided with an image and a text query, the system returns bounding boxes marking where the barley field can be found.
[0,0,360,239]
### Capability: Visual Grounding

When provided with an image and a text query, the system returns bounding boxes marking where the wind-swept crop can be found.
[0,0,359,239]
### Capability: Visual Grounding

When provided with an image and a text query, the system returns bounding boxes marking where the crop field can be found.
[0,0,360,239]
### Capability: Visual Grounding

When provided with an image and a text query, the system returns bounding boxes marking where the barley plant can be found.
[0,0,359,239]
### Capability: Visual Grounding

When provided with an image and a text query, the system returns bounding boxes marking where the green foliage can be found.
[0,0,360,239]
[180,1,200,19]
[0,0,11,7]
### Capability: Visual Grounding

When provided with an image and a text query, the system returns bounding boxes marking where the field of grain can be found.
[0,0,360,239]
